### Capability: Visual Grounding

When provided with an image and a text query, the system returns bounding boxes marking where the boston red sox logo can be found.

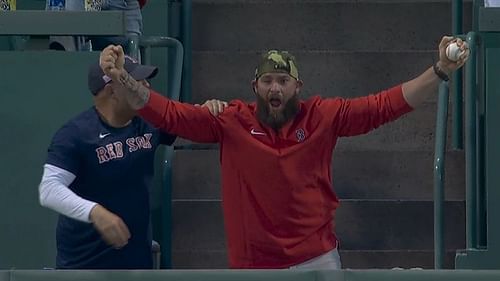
[295,128,306,142]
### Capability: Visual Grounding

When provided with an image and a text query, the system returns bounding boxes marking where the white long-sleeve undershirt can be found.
[38,164,97,223]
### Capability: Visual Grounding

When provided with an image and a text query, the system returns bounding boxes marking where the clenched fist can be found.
[100,45,126,82]
[90,204,131,249]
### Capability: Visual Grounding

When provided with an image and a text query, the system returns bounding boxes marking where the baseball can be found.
[446,42,465,62]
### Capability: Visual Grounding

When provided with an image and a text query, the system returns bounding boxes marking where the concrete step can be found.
[335,200,465,250]
[171,200,465,267]
[333,150,464,200]
[192,51,459,104]
[192,1,471,52]
[171,200,226,251]
[172,249,228,269]
[172,148,464,200]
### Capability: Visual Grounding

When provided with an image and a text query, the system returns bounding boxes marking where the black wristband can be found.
[433,63,449,81]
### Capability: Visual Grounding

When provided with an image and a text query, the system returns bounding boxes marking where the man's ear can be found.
[103,83,116,98]
[251,79,257,94]
[295,79,304,94]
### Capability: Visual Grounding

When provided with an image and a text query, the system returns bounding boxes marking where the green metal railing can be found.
[434,81,450,269]
[137,36,184,101]
[465,31,479,250]
[433,1,465,268]
[0,10,126,35]
[166,0,192,102]
[434,31,479,268]
[0,10,126,50]
[433,0,485,269]
[434,30,480,268]
[181,0,192,102]
[172,0,219,151]
[472,0,484,32]
[129,35,184,268]
[452,0,464,150]
[141,36,183,269]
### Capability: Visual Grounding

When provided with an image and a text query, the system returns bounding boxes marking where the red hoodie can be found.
[138,85,412,268]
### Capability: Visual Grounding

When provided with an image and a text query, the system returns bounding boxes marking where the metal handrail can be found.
[181,0,192,102]
[465,31,478,249]
[133,36,185,102]
[434,81,450,269]
[433,31,479,268]
[473,0,485,32]
[141,36,184,269]
[128,35,184,268]
[452,0,464,150]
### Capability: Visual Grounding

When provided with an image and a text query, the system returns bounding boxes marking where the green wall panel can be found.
[0,51,97,269]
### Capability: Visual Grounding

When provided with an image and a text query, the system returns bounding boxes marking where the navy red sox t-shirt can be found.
[45,107,175,269]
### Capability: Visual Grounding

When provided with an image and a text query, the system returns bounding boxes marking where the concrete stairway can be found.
[170,0,471,269]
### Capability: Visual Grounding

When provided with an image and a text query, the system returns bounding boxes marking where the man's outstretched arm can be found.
[402,36,469,108]
[331,35,469,137]
[99,45,225,143]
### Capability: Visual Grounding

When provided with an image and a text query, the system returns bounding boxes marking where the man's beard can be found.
[256,93,300,131]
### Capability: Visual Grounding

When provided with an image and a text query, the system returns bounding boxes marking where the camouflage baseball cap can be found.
[255,50,299,80]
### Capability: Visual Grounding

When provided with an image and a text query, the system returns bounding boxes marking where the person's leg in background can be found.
[88,0,143,54]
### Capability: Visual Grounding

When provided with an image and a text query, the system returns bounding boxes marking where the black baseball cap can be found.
[88,55,158,95]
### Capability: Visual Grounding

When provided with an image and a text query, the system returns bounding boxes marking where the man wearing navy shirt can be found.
[38,56,226,269]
